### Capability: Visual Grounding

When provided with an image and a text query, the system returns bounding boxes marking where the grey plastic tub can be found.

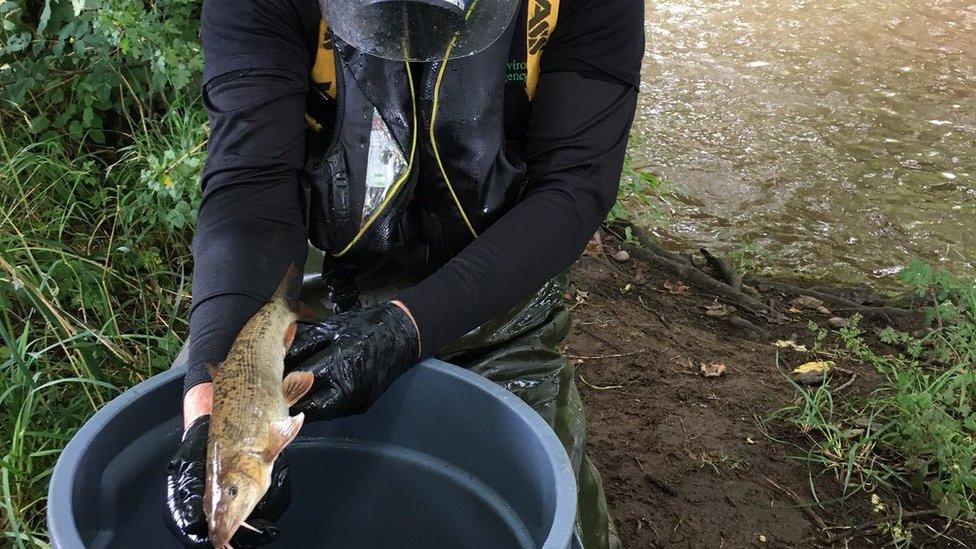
[48,359,577,548]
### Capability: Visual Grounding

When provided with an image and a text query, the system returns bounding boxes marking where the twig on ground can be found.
[576,323,624,351]
[831,373,858,393]
[578,372,624,391]
[568,349,647,360]
[637,295,670,328]
[763,477,829,532]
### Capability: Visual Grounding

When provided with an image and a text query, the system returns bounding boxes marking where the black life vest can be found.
[303,0,561,275]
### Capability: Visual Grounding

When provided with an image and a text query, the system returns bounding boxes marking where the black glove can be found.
[284,302,420,422]
[164,415,290,548]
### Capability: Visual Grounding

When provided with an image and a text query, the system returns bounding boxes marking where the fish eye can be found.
[228,485,238,497]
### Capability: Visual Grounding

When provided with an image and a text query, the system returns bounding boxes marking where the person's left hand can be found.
[164,416,290,548]
[283,302,420,422]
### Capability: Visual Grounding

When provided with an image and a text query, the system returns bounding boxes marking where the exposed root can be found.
[606,220,780,323]
[700,247,742,291]
[749,278,921,325]
[622,242,778,321]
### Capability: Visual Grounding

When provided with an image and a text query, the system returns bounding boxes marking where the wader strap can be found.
[324,269,361,313]
[526,0,560,100]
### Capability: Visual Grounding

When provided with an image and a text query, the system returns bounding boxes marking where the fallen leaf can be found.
[773,339,809,352]
[700,362,727,378]
[585,231,604,256]
[793,360,836,375]
[664,280,690,295]
[791,360,836,385]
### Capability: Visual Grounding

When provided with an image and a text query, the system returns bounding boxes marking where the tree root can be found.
[607,220,780,323]
[603,219,925,331]
[747,278,920,325]
[700,247,742,291]
[621,242,778,321]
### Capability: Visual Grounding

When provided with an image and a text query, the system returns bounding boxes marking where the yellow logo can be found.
[526,0,559,99]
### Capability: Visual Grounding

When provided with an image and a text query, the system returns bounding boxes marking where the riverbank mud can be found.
[567,237,974,547]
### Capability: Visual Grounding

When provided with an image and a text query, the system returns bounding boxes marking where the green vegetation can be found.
[609,141,667,227]
[2,0,204,544]
[776,262,976,543]
[0,104,206,546]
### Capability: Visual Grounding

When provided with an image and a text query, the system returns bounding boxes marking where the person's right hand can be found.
[164,415,291,548]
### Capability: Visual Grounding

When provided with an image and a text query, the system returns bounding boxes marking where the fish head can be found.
[206,452,271,547]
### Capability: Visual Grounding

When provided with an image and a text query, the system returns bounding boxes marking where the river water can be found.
[635,0,975,280]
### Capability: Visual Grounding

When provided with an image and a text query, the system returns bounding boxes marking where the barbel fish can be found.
[204,265,314,548]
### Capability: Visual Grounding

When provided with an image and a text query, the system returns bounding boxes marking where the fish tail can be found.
[272,263,302,310]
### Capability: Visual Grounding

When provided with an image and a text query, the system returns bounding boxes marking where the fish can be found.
[204,264,314,549]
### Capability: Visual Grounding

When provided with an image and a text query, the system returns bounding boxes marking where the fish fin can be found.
[283,322,298,348]
[265,413,304,461]
[206,362,221,380]
[272,263,301,309]
[239,521,261,533]
[282,371,314,407]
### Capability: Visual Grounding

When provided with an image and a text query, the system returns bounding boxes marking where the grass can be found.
[0,101,205,546]
[773,262,976,545]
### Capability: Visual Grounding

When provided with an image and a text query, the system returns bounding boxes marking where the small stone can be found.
[790,295,824,310]
[828,317,849,328]
[816,305,832,315]
[613,249,631,262]
[758,534,767,543]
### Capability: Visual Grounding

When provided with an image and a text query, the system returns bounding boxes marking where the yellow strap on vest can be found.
[526,0,560,100]
[311,19,337,99]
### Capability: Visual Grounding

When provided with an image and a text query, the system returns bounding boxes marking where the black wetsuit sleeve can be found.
[184,0,317,393]
[396,0,644,355]
[397,71,639,356]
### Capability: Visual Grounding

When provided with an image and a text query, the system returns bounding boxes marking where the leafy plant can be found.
[609,142,668,224]
[0,102,200,545]
[777,263,976,530]
[1,0,203,143]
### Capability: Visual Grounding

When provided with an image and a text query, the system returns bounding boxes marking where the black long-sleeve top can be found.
[185,0,644,392]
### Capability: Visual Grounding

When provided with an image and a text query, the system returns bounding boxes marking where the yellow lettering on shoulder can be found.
[526,0,560,100]
[310,18,337,99]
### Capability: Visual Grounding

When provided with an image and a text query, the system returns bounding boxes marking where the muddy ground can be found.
[566,242,973,548]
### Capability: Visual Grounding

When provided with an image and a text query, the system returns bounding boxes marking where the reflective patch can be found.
[363,108,407,222]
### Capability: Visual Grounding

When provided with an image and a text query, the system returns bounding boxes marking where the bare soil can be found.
[566,245,972,548]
